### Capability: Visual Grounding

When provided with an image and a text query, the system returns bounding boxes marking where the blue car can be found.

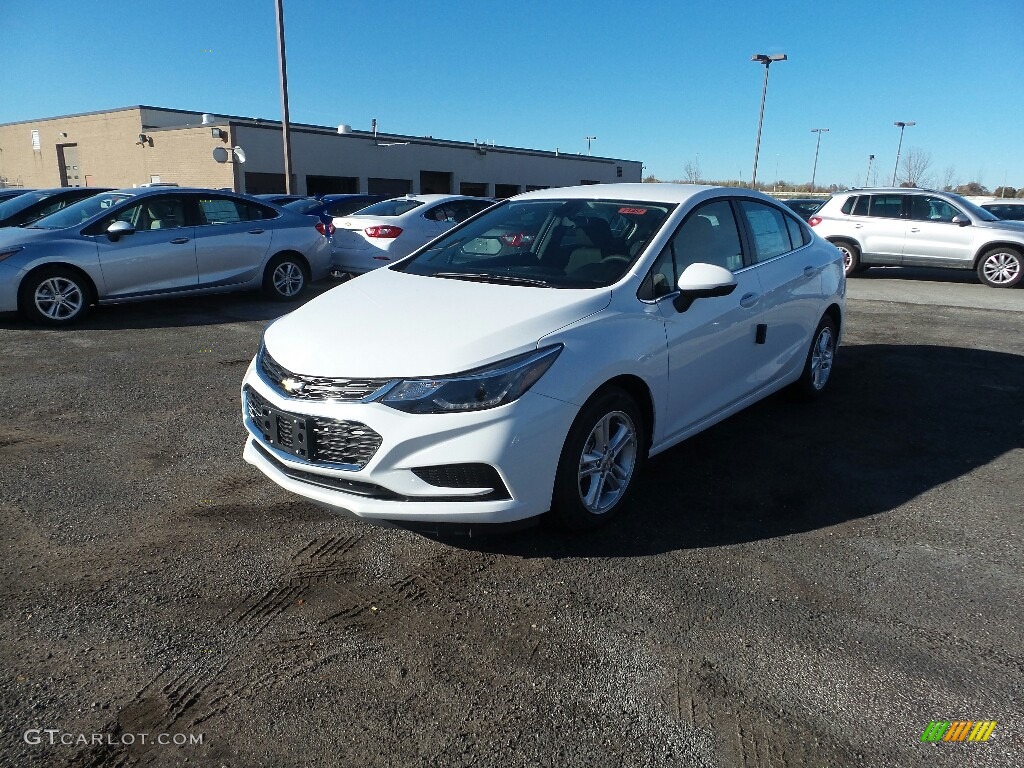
[282,194,389,226]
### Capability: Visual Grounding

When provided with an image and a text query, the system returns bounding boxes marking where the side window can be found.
[868,195,903,219]
[841,196,858,215]
[852,196,870,216]
[785,213,809,248]
[739,201,793,262]
[425,205,451,222]
[639,200,744,300]
[198,197,248,225]
[140,197,187,230]
[909,196,960,223]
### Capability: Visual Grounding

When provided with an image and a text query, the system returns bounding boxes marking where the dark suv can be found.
[809,187,1024,288]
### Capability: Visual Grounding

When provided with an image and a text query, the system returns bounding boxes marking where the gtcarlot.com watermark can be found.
[24,728,203,747]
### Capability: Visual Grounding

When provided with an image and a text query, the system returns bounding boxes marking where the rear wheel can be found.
[793,315,837,400]
[832,240,861,276]
[976,247,1022,288]
[263,253,309,300]
[19,266,91,325]
[551,387,645,531]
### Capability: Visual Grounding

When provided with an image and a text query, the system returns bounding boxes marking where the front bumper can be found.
[241,363,578,524]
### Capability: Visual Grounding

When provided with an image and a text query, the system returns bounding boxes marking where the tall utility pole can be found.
[892,121,916,186]
[585,136,597,156]
[274,0,293,193]
[865,154,875,186]
[809,128,829,191]
[750,53,787,190]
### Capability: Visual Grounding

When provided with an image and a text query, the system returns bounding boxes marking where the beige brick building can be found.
[0,106,641,197]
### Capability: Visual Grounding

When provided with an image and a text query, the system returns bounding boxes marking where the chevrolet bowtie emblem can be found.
[281,377,306,394]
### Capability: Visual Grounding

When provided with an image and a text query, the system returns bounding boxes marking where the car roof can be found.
[513,183,770,205]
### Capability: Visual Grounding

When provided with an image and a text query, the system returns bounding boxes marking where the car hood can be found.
[0,225,65,246]
[976,219,1024,234]
[263,267,611,378]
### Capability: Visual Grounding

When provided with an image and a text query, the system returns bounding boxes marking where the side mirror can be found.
[952,215,970,227]
[106,220,136,240]
[673,263,737,312]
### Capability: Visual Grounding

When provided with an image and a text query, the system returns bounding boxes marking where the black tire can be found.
[792,315,838,401]
[551,387,645,531]
[976,246,1023,288]
[832,240,860,277]
[18,266,91,326]
[263,253,309,300]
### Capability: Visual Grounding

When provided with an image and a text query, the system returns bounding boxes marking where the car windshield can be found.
[0,190,57,219]
[283,198,322,214]
[944,192,999,222]
[352,199,423,217]
[395,198,675,289]
[28,192,135,229]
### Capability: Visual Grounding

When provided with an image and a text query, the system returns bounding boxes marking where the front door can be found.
[193,195,274,286]
[92,195,198,296]
[902,195,976,268]
[57,144,82,187]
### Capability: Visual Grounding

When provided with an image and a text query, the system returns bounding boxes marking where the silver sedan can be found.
[0,188,332,325]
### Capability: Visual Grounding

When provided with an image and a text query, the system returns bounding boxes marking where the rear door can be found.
[736,199,824,385]
[859,194,906,264]
[193,194,275,286]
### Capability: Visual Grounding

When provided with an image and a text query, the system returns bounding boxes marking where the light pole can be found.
[865,154,875,187]
[274,0,293,194]
[891,121,915,186]
[585,136,597,156]
[809,128,829,191]
[750,53,787,190]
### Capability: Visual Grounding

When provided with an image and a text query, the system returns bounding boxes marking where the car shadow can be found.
[852,266,979,285]
[425,343,1023,557]
[0,280,339,331]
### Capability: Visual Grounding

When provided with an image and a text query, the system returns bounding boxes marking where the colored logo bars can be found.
[921,721,997,742]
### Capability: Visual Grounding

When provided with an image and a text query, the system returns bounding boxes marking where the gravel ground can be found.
[1,278,1021,768]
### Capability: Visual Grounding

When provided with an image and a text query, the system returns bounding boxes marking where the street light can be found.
[891,121,916,186]
[585,136,597,156]
[274,0,294,194]
[809,128,829,191]
[865,154,875,186]
[750,53,787,189]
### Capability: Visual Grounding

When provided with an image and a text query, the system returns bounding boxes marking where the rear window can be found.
[353,199,424,217]
[283,198,323,215]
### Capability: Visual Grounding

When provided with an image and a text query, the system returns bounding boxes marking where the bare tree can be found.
[683,158,702,184]
[899,147,933,188]
[941,165,957,192]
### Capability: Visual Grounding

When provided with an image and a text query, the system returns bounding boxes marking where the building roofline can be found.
[0,105,639,166]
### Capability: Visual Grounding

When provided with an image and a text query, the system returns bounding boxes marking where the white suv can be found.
[809,187,1024,288]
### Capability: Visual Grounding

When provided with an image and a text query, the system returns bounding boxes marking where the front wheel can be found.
[551,387,645,531]
[976,247,1023,288]
[792,316,837,400]
[263,254,309,300]
[19,267,91,325]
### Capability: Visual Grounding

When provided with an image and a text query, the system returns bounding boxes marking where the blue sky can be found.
[3,0,1023,190]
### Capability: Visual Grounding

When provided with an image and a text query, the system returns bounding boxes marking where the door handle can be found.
[909,227,921,233]
[248,228,265,234]
[803,266,816,277]
[739,292,759,308]
[170,237,190,244]
[854,223,863,229]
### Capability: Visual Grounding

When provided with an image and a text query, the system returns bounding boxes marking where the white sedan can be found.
[242,184,845,531]
[330,194,495,276]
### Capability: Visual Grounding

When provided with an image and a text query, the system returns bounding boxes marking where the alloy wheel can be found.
[35,277,84,320]
[577,411,638,514]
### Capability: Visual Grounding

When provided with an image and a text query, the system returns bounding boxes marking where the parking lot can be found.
[1,269,1021,767]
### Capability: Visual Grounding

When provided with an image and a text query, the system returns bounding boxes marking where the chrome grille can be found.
[245,387,382,469]
[260,349,393,402]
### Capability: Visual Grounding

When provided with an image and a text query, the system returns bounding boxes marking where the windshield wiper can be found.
[431,272,553,287]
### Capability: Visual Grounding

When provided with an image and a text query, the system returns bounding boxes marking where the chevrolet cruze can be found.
[242,184,845,530]
[0,188,331,324]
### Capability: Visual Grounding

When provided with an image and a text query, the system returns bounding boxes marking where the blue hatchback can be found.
[282,194,389,226]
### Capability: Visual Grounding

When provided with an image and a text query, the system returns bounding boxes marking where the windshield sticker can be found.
[618,207,647,215]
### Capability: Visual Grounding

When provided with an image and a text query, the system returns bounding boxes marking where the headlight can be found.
[380,345,562,414]
[0,246,24,263]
